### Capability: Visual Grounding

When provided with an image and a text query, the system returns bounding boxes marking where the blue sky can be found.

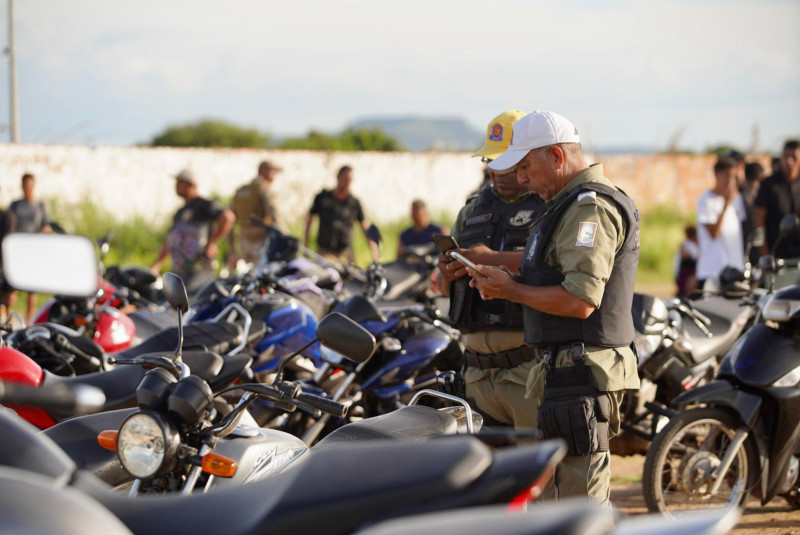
[0,0,798,152]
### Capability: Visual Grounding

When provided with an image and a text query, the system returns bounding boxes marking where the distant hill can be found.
[349,116,483,152]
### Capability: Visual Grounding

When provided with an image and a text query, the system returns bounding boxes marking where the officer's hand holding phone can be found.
[466,261,515,301]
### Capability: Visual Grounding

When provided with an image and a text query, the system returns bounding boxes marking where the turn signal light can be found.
[201,453,237,478]
[74,316,88,327]
[97,430,118,451]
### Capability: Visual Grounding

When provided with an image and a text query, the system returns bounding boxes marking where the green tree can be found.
[149,119,269,148]
[705,144,746,156]
[279,127,403,151]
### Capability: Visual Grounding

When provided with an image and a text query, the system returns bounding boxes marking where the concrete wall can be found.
[0,144,773,226]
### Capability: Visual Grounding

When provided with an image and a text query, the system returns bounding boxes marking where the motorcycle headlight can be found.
[773,364,800,388]
[117,412,179,479]
[634,333,662,361]
[762,297,800,322]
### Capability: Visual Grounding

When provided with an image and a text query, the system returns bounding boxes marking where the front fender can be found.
[672,379,762,428]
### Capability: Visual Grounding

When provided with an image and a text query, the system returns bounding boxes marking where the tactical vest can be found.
[450,187,544,333]
[520,183,640,348]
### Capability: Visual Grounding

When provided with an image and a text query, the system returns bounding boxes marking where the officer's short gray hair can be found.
[533,143,582,161]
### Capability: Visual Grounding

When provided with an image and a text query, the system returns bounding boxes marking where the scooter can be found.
[618,287,760,454]
[642,215,800,516]
[616,231,766,455]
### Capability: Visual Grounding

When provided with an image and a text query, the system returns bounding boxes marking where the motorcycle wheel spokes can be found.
[644,408,753,517]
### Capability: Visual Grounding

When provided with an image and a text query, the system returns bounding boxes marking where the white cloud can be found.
[1,0,797,149]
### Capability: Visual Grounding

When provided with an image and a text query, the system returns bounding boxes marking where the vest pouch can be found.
[537,364,609,456]
[538,394,599,456]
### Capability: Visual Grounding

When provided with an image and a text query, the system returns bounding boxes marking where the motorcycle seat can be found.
[81,436,493,535]
[207,353,252,391]
[112,322,244,360]
[42,348,247,422]
[43,367,146,416]
[682,296,755,362]
[315,405,458,447]
[358,500,615,535]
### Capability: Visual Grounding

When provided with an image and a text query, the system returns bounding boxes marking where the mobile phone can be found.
[432,233,458,254]
[449,251,488,277]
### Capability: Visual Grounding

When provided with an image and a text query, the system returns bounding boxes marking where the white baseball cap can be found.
[487,110,580,172]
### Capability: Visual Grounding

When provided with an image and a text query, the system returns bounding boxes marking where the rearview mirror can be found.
[316,312,376,363]
[1,234,99,297]
[162,273,189,313]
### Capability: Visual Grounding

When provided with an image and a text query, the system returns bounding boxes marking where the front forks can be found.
[706,427,749,495]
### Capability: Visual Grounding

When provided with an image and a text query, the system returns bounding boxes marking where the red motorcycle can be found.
[32,278,136,355]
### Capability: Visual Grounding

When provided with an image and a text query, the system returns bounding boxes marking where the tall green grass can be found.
[636,206,694,284]
[46,198,689,282]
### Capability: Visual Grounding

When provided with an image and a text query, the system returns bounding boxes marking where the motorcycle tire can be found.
[642,407,758,517]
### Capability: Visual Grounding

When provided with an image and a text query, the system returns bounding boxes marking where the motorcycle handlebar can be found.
[53,334,104,371]
[229,382,345,418]
[0,381,105,413]
[108,354,182,377]
[295,392,348,418]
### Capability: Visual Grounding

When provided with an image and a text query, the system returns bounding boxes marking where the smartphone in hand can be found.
[450,251,488,278]
[432,233,459,254]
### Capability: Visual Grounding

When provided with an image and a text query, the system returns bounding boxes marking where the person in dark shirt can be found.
[0,186,17,309]
[303,165,371,264]
[397,199,448,258]
[742,162,764,263]
[8,173,51,322]
[755,140,800,258]
[151,169,235,294]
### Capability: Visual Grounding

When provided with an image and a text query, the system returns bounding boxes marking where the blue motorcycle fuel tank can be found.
[360,326,452,391]
[251,294,321,372]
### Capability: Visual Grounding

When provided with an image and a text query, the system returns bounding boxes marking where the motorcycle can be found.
[617,232,766,455]
[642,215,800,516]
[0,234,257,429]
[618,287,761,454]
[0,378,739,535]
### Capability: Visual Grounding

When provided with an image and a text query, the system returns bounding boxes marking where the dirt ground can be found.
[610,454,800,534]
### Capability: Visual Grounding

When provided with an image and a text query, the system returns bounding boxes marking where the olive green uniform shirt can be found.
[527,164,640,408]
[231,177,282,241]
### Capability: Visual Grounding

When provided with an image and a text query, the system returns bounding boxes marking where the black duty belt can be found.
[464,345,539,370]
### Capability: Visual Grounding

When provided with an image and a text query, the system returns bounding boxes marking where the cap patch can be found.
[576,221,598,247]
[489,124,504,142]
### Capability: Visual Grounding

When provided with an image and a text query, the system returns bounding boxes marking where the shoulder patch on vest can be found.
[577,191,597,203]
[465,213,492,226]
[576,221,598,247]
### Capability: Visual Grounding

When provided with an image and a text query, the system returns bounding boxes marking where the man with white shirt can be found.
[695,157,746,288]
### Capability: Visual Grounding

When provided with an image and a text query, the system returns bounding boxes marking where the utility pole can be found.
[7,0,19,142]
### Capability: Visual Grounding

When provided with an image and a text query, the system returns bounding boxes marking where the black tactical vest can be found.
[520,183,640,347]
[450,187,545,333]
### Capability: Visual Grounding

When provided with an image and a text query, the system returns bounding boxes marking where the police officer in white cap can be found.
[467,110,641,504]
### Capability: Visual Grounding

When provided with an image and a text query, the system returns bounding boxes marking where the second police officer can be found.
[436,110,545,431]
